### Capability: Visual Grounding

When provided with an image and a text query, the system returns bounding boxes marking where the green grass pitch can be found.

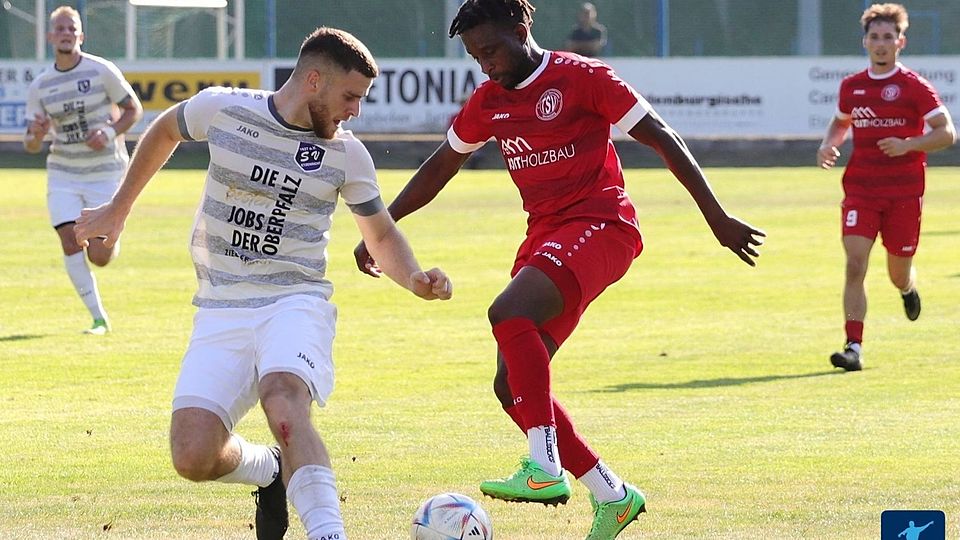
[0,166,957,539]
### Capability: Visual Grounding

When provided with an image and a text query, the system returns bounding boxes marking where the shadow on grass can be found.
[924,230,960,237]
[597,370,838,392]
[0,334,45,342]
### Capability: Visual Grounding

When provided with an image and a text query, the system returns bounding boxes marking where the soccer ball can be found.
[410,492,493,540]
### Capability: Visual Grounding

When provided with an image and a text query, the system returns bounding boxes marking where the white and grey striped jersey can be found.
[178,86,381,309]
[25,53,136,183]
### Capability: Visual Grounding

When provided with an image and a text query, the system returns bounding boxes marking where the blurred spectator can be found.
[565,2,606,57]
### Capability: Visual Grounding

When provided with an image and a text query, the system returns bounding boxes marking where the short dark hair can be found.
[449,0,536,38]
[297,27,378,78]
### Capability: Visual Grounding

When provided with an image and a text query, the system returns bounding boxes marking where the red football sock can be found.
[492,318,554,429]
[503,403,525,432]
[845,320,864,344]
[552,399,599,478]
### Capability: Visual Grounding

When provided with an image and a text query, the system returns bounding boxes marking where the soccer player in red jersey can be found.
[817,3,955,372]
[355,1,764,537]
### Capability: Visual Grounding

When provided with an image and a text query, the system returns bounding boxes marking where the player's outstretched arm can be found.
[628,112,765,266]
[353,141,470,277]
[74,102,185,248]
[353,202,452,300]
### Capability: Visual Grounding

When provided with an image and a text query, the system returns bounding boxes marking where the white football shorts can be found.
[172,294,338,431]
[47,177,120,228]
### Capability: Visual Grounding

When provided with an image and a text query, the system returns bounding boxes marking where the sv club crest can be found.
[296,142,326,172]
[881,84,901,102]
[536,89,563,121]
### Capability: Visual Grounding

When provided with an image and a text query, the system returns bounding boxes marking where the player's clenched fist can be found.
[410,268,452,301]
[27,113,51,141]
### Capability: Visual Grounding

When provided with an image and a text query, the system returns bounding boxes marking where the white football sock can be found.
[64,252,105,320]
[288,465,346,540]
[527,425,562,476]
[578,459,626,503]
[215,434,278,487]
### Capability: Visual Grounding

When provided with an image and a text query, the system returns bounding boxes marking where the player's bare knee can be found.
[488,287,560,326]
[844,258,868,280]
[169,408,228,481]
[889,273,911,290]
[171,456,211,482]
[55,223,82,254]
[260,394,295,429]
[86,240,117,266]
[487,298,515,326]
[59,237,82,255]
[260,373,303,404]
[260,374,309,427]
[88,251,112,267]
[170,443,219,482]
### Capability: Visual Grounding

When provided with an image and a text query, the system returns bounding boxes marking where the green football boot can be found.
[585,483,646,540]
[83,318,110,336]
[479,456,571,505]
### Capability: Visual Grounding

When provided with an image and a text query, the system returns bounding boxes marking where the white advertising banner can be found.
[0,63,42,135]
[606,56,959,138]
[2,56,957,138]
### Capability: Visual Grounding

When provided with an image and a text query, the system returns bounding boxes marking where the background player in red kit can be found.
[817,3,955,372]
[355,1,764,537]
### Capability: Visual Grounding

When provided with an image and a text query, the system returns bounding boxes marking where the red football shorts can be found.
[841,195,923,257]
[513,219,643,347]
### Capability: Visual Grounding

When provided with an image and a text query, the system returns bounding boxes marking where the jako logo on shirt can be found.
[536,89,563,121]
[882,84,901,101]
[296,142,326,172]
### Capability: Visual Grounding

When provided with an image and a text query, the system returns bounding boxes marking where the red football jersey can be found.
[449,50,650,232]
[838,64,947,197]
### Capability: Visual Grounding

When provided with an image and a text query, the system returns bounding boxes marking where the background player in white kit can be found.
[23,5,143,335]
[75,27,452,540]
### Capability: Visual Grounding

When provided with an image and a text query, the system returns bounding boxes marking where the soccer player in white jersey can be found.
[75,27,452,540]
[23,5,143,335]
